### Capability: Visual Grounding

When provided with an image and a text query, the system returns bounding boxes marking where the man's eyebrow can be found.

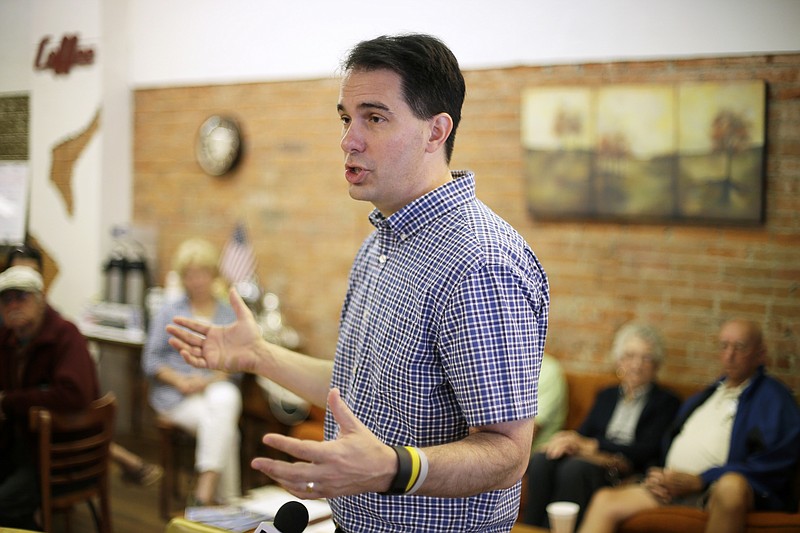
[337,101,392,113]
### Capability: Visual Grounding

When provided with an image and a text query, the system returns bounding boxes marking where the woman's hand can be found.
[167,287,265,375]
[174,374,210,395]
[542,430,598,459]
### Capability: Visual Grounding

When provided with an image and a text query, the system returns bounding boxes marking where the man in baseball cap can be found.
[0,266,45,337]
[0,265,99,529]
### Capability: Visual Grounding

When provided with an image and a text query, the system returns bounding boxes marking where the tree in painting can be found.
[710,109,751,206]
[553,107,583,150]
[595,132,631,213]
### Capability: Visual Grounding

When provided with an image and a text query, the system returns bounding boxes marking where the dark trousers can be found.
[0,460,40,529]
[523,452,610,528]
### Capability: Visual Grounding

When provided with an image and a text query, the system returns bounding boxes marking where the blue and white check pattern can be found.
[326,171,549,532]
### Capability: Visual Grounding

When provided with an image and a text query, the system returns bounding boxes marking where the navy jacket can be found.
[579,383,681,473]
[664,366,800,511]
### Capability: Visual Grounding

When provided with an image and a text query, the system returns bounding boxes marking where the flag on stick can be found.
[219,222,257,285]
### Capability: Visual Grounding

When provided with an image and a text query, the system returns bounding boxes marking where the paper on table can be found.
[305,518,336,533]
[184,505,270,532]
[241,485,332,523]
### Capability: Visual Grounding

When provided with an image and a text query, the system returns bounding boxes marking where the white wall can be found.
[26,0,107,319]
[5,0,800,92]
[0,0,32,94]
[0,0,798,318]
[128,0,800,88]
[0,0,130,320]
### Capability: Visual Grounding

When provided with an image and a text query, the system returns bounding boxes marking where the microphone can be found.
[254,500,309,533]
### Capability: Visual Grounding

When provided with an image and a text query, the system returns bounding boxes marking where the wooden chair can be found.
[29,392,117,533]
[157,416,197,520]
[157,374,305,519]
[239,373,292,491]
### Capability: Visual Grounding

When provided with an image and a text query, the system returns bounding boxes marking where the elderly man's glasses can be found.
[718,341,751,354]
[619,352,655,365]
[0,290,32,305]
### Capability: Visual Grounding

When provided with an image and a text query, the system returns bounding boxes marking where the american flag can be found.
[219,222,257,284]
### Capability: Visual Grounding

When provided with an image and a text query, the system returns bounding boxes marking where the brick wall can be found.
[133,53,799,391]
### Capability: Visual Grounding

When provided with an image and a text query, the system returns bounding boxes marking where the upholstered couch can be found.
[284,371,800,532]
[526,371,800,533]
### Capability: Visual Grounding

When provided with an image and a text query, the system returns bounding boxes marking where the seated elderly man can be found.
[578,318,800,533]
[0,265,100,529]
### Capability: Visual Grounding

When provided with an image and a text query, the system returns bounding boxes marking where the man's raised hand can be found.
[166,287,264,374]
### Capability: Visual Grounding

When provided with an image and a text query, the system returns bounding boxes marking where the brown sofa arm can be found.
[619,507,800,533]
[286,405,325,441]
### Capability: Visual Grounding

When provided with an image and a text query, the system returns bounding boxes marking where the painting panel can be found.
[521,80,765,225]
[677,81,765,223]
[521,87,594,218]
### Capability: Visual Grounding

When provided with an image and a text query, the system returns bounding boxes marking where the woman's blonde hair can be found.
[171,238,229,299]
[172,238,220,275]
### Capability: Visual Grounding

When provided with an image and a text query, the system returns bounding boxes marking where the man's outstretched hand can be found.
[167,287,263,374]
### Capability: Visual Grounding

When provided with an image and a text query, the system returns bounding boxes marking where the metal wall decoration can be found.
[521,80,766,225]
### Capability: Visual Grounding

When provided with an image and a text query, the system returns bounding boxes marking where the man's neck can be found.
[723,376,752,390]
[375,168,454,218]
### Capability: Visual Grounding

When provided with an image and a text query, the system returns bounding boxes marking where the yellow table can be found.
[165,518,231,533]
[511,523,550,533]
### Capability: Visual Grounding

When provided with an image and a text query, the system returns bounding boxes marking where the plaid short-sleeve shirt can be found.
[326,172,549,532]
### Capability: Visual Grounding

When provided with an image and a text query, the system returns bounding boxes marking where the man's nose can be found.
[720,347,735,364]
[341,124,365,153]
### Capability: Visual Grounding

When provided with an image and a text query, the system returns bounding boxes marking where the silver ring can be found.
[305,481,315,493]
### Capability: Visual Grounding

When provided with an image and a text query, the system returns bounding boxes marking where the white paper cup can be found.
[546,501,580,533]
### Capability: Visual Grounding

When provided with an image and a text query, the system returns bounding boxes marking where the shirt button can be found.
[379,255,387,264]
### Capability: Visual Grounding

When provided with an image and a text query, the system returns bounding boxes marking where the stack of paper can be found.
[241,485,332,525]
[184,505,271,532]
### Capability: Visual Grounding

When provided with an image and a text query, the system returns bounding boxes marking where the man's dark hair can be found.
[342,34,466,163]
[5,244,43,272]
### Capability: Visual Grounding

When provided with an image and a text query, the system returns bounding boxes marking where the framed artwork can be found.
[521,80,766,225]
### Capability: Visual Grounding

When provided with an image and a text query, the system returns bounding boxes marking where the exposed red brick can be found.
[133,53,800,391]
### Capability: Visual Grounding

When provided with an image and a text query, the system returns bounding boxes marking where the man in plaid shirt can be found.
[169,33,549,532]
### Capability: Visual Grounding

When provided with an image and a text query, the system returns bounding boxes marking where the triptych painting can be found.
[521,81,765,224]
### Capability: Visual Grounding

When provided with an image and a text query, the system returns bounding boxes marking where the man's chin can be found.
[347,183,371,202]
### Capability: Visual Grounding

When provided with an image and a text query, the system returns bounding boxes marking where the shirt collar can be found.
[368,170,475,240]
[720,377,751,397]
[619,382,653,401]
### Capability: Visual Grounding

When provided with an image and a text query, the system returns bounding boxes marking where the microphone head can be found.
[273,500,309,533]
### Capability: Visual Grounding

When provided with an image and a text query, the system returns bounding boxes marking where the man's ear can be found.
[425,113,453,154]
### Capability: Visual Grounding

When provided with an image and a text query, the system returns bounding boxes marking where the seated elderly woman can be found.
[142,238,241,507]
[522,323,682,528]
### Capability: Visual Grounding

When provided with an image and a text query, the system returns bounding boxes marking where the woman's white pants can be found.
[162,380,242,502]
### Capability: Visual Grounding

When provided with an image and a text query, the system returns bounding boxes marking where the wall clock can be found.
[195,115,241,176]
